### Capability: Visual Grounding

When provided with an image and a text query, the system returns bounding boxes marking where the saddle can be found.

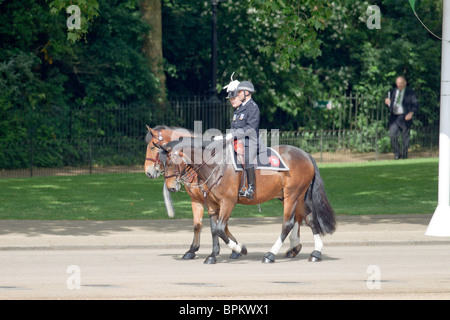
[230,140,289,172]
[230,140,289,195]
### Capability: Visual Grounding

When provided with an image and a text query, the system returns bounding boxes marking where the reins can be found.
[166,144,226,199]
[181,162,224,200]
[145,156,159,163]
[147,130,226,200]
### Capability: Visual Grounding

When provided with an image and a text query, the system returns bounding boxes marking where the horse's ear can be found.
[146,125,158,138]
[151,128,160,138]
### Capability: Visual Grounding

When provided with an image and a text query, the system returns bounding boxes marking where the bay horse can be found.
[157,136,336,264]
[144,125,243,259]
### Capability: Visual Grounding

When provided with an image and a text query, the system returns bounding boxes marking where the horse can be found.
[144,125,243,259]
[157,136,336,264]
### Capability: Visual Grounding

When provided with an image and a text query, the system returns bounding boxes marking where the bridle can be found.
[162,144,225,199]
[163,152,188,180]
[146,131,225,200]
[145,130,164,166]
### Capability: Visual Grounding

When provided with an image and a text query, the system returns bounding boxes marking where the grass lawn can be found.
[319,158,438,215]
[0,158,438,220]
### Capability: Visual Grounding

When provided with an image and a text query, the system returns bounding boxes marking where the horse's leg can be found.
[182,201,204,260]
[262,197,298,263]
[219,200,247,258]
[284,209,304,258]
[223,222,247,258]
[225,224,247,259]
[305,213,323,262]
[204,212,221,264]
[205,201,245,263]
[284,194,310,258]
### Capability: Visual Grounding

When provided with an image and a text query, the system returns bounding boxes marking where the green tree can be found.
[141,0,166,102]
[161,0,441,130]
[0,0,161,168]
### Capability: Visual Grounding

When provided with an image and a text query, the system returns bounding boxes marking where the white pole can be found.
[425,0,450,236]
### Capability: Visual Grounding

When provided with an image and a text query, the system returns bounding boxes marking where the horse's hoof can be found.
[204,256,217,264]
[262,252,276,263]
[241,245,248,256]
[230,251,242,259]
[182,252,196,260]
[284,244,302,258]
[308,250,322,262]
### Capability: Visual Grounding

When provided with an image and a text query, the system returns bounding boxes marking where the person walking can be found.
[384,76,419,159]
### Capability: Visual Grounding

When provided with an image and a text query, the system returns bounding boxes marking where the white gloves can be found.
[213,133,233,141]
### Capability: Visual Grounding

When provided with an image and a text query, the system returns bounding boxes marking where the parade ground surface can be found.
[1,214,450,300]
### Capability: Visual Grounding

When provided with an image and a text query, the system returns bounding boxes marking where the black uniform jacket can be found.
[230,98,260,142]
[387,87,419,128]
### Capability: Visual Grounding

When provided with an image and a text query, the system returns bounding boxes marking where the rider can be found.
[222,74,260,200]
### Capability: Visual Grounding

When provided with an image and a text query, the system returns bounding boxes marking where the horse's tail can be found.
[163,182,176,218]
[305,154,336,235]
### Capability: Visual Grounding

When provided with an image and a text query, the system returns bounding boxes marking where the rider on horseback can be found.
[220,73,260,200]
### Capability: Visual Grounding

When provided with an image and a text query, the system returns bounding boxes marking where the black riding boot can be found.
[239,166,255,200]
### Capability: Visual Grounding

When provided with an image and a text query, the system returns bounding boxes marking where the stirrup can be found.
[239,185,254,200]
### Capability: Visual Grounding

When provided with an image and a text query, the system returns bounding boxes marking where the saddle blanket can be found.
[229,143,290,172]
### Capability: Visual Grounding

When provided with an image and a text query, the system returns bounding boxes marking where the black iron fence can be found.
[67,96,231,140]
[265,127,439,163]
[0,127,439,178]
[0,137,147,178]
[0,94,439,178]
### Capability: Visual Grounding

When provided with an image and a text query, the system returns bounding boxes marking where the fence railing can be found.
[0,127,439,178]
[306,93,390,131]
[265,127,438,163]
[0,137,147,177]
[0,94,440,178]
[66,94,431,139]
[67,97,231,140]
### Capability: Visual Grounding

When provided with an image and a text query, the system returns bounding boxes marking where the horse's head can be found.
[145,125,198,179]
[144,125,165,178]
[157,140,187,193]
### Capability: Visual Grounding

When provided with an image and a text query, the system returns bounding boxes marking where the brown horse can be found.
[144,125,243,259]
[157,136,336,264]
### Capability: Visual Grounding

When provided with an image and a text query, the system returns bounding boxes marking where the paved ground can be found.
[1,214,450,300]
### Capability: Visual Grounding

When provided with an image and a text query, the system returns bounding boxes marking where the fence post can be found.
[429,126,433,157]
[375,128,379,161]
[29,139,34,177]
[89,138,92,174]
[320,129,324,162]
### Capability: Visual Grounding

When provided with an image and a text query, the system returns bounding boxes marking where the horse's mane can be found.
[159,137,201,165]
[163,137,225,163]
[154,125,196,136]
[165,137,208,150]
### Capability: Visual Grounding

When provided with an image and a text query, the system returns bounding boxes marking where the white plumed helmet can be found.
[223,72,240,99]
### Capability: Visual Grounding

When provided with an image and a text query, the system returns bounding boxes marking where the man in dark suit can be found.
[384,76,419,159]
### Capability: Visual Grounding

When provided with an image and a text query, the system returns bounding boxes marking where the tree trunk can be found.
[141,0,166,102]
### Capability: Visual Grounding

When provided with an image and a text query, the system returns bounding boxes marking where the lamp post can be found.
[209,0,220,103]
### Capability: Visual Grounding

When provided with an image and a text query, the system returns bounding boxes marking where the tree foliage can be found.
[0,0,159,140]
[47,0,100,42]
[1,0,443,137]
[162,0,442,130]
[251,0,332,68]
